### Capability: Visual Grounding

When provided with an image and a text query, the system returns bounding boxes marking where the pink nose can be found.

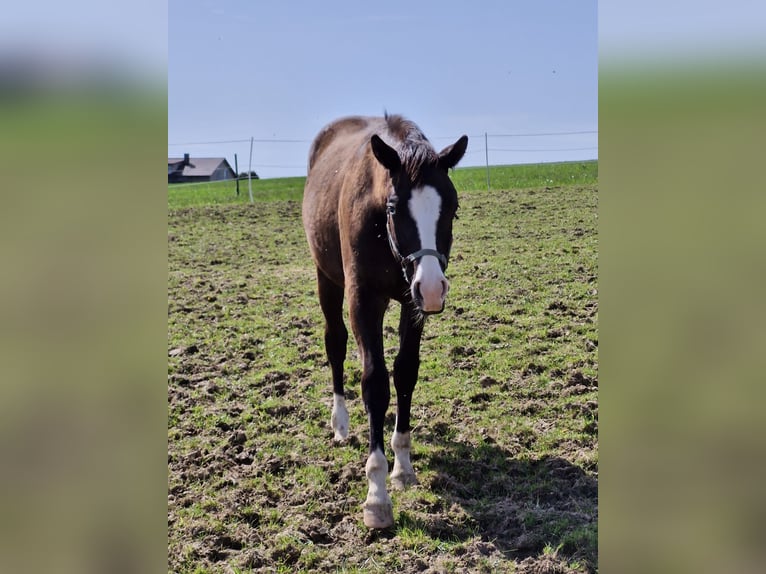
[413,278,449,313]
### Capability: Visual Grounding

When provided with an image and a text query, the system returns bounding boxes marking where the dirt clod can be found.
[228,431,246,446]
[479,375,499,387]
[169,344,198,357]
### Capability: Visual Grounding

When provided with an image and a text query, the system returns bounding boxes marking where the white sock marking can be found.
[331,393,349,440]
[364,448,391,506]
[391,430,415,479]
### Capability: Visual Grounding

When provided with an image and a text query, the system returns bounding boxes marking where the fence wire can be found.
[168,129,597,180]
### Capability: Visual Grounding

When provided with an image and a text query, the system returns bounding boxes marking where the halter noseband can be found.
[386,197,448,283]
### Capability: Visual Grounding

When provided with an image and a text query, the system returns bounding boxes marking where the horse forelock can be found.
[384,114,439,187]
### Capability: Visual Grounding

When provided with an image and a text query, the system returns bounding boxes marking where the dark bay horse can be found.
[302,114,467,528]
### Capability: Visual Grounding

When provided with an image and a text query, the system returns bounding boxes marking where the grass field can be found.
[168,162,598,572]
[168,160,597,209]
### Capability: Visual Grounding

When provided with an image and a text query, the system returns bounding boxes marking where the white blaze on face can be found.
[408,185,449,312]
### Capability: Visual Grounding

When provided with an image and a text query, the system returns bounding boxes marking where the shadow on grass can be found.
[402,433,598,568]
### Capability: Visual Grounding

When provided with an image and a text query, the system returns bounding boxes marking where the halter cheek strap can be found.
[386,198,448,283]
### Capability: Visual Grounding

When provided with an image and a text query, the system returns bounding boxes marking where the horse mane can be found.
[384,113,439,186]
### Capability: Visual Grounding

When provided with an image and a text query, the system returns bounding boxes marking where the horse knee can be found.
[361,367,390,409]
[324,324,347,359]
[394,355,419,394]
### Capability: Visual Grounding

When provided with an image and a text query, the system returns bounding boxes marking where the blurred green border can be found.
[0,84,169,573]
[600,59,766,573]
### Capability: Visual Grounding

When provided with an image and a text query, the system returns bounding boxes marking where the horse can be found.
[302,114,467,528]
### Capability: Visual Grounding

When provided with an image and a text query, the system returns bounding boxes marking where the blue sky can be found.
[168,0,598,178]
[3,1,764,180]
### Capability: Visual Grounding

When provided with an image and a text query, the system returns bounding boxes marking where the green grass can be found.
[168,161,598,572]
[168,160,597,209]
[168,175,307,208]
[449,160,597,192]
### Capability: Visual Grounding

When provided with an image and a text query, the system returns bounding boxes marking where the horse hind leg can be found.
[390,305,423,490]
[317,270,349,441]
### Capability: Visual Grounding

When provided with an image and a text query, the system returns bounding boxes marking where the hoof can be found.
[390,471,418,490]
[332,429,348,442]
[362,501,394,529]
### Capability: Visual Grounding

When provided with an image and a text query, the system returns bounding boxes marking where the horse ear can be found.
[371,134,401,173]
[438,135,468,170]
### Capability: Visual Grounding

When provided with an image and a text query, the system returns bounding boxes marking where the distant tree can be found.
[239,171,259,180]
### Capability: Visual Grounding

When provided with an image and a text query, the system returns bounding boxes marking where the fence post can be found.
[234,153,239,196]
[485,132,490,192]
[248,136,254,204]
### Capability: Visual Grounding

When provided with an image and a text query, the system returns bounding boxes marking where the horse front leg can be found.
[348,292,394,528]
[390,305,423,490]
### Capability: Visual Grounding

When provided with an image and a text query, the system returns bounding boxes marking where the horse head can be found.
[371,133,468,314]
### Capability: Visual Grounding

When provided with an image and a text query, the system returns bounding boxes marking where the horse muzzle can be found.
[412,259,449,314]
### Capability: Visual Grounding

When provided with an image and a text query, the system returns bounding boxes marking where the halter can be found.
[385,196,448,283]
